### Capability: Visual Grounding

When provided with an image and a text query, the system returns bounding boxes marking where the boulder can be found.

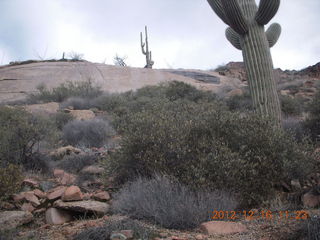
[47,186,67,200]
[54,200,109,216]
[61,186,83,201]
[0,211,33,231]
[226,88,243,98]
[302,191,320,208]
[45,208,73,225]
[199,221,248,235]
[69,110,95,120]
[92,191,111,202]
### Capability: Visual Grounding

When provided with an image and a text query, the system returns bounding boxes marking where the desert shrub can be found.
[282,117,306,142]
[280,95,303,117]
[27,79,102,103]
[112,175,237,229]
[54,154,98,173]
[0,164,23,201]
[307,215,320,240]
[0,106,57,168]
[53,111,75,130]
[105,99,315,207]
[73,218,157,240]
[23,153,52,173]
[226,92,253,111]
[62,118,115,147]
[304,90,320,142]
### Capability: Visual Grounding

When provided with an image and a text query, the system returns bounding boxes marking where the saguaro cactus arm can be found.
[255,0,281,25]
[266,23,281,48]
[207,0,229,25]
[221,0,248,35]
[140,32,146,55]
[225,27,242,50]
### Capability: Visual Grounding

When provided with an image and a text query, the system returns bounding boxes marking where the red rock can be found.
[22,178,39,188]
[33,189,46,199]
[13,193,25,203]
[0,202,15,210]
[61,186,83,201]
[200,221,248,235]
[21,203,35,212]
[47,186,67,200]
[45,208,72,225]
[92,191,110,201]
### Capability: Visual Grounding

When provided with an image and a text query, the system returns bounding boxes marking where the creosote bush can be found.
[280,95,303,117]
[112,175,237,229]
[104,91,315,207]
[0,164,23,201]
[28,79,102,103]
[304,89,320,142]
[63,118,115,148]
[54,154,98,173]
[0,106,57,168]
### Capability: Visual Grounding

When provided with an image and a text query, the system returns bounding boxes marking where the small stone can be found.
[53,169,65,178]
[24,192,40,206]
[119,230,134,239]
[47,186,67,200]
[21,203,35,212]
[200,221,248,235]
[302,191,320,208]
[60,172,76,185]
[61,186,83,201]
[45,208,72,225]
[92,191,111,202]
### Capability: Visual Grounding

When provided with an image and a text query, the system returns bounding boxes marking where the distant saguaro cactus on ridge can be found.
[207,0,282,125]
[140,26,154,69]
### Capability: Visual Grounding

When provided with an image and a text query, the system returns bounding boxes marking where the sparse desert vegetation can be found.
[0,71,319,239]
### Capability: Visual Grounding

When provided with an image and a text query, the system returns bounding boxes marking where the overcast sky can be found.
[0,0,319,70]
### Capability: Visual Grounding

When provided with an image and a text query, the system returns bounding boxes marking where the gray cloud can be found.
[0,0,319,70]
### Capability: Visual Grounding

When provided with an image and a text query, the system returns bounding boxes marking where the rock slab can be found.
[54,200,109,216]
[0,211,33,231]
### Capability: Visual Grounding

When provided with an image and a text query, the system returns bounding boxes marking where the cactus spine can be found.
[207,0,282,125]
[140,26,154,69]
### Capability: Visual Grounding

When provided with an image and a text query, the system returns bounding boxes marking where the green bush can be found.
[304,90,320,142]
[226,92,253,111]
[280,95,303,117]
[27,79,103,103]
[112,175,237,229]
[53,111,75,130]
[54,154,98,173]
[0,106,57,168]
[0,164,23,201]
[105,99,314,207]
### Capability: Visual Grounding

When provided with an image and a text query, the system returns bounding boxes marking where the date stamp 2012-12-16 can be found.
[209,210,309,221]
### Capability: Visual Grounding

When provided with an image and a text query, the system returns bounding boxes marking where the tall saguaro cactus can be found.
[140,26,154,69]
[207,0,282,125]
